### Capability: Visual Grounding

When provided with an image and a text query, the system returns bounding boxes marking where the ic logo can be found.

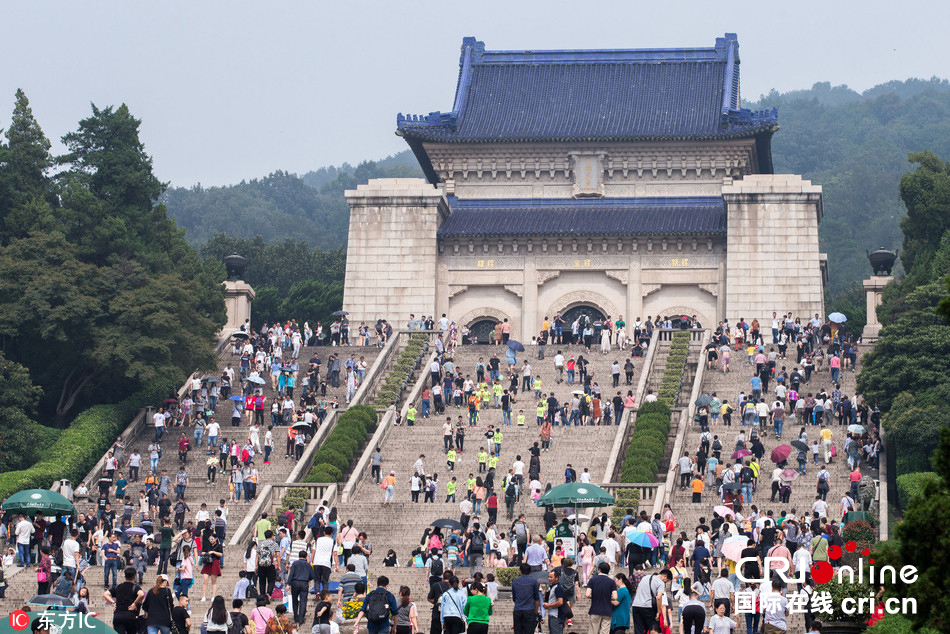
[9,610,29,631]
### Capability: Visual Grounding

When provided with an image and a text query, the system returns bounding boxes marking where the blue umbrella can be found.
[828,312,847,324]
[507,339,525,352]
[625,529,659,548]
[228,395,245,401]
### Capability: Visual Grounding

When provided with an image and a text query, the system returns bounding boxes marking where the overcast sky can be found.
[4,1,948,187]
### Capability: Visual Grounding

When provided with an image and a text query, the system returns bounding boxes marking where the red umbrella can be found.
[771,445,792,463]
[731,449,751,460]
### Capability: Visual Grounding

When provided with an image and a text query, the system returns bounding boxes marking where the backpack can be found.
[364,588,391,623]
[430,556,444,578]
[257,543,273,567]
[558,567,577,599]
[53,571,73,597]
[470,532,485,553]
[228,612,246,634]
[505,485,517,501]
[246,584,259,600]
[741,468,754,484]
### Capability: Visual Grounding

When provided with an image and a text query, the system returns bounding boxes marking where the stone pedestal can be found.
[863,275,893,342]
[223,280,256,332]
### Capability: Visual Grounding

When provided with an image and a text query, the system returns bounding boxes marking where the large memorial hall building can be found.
[342,34,826,338]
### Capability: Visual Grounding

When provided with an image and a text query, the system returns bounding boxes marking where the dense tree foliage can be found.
[0,92,226,422]
[858,152,950,479]
[163,156,422,248]
[750,78,950,293]
[0,352,58,472]
[892,427,950,631]
[199,234,345,330]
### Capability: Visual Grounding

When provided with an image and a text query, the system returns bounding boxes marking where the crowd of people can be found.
[0,310,877,634]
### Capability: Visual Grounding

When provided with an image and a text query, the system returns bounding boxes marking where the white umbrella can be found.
[567,513,591,522]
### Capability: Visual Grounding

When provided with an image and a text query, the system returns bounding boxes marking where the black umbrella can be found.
[721,482,744,491]
[790,440,809,452]
[232,332,250,340]
[28,594,74,607]
[332,311,349,317]
[203,378,219,384]
[430,518,465,531]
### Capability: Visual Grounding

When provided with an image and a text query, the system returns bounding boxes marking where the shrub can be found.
[306,465,342,483]
[638,401,672,417]
[821,577,874,622]
[868,614,942,634]
[611,490,640,526]
[896,471,939,510]
[313,449,349,471]
[0,376,179,499]
[323,436,359,457]
[842,519,877,544]
[494,567,520,587]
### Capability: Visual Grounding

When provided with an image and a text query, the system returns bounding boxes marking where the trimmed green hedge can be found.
[0,376,181,500]
[618,335,687,484]
[611,489,641,527]
[371,334,428,407]
[896,471,939,510]
[304,404,379,483]
[494,567,520,587]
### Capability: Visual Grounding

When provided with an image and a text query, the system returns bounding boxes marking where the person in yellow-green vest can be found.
[446,448,457,472]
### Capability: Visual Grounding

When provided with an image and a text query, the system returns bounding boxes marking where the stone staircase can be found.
[324,342,647,632]
[1,342,380,610]
[666,340,863,632]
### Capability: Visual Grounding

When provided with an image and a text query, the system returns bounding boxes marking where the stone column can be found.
[342,178,449,325]
[862,276,893,343]
[223,280,256,332]
[522,262,538,342]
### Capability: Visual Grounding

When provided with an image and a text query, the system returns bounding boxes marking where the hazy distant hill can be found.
[164,78,950,293]
[161,153,422,248]
[749,77,950,291]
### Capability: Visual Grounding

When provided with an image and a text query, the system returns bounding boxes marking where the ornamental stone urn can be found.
[223,254,248,281]
[866,247,897,276]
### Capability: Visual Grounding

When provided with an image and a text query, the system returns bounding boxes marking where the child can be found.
[516,410,526,427]
[747,345,756,365]
[811,440,821,465]
[477,448,488,473]
[446,477,457,503]
[550,540,565,568]
[446,448,457,472]
[485,574,498,601]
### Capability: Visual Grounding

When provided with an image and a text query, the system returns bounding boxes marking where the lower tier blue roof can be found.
[438,197,726,238]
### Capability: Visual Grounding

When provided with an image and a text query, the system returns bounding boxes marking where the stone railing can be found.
[602,333,660,483]
[660,329,710,515]
[601,482,662,505]
[341,340,437,503]
[878,424,889,539]
[656,328,706,343]
[54,335,234,498]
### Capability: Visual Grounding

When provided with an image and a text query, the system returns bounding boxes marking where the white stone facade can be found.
[343,150,825,337]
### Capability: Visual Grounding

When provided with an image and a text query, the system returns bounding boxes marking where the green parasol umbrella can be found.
[536,482,616,508]
[2,489,74,516]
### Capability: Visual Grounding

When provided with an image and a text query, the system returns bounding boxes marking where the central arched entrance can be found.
[560,305,606,328]
[468,319,497,345]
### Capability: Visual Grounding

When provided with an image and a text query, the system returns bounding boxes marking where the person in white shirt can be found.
[195,505,210,525]
[579,468,591,484]
[761,579,789,632]
[61,530,81,575]
[310,526,336,592]
[811,497,829,519]
[15,516,34,565]
[248,424,261,451]
[708,602,737,634]
[553,352,565,384]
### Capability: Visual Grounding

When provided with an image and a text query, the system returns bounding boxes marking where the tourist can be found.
[584,561,616,634]
[611,573,633,634]
[142,574,175,633]
[510,564,540,634]
[464,581,492,634]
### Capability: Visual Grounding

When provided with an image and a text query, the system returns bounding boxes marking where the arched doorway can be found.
[468,319,497,345]
[560,305,606,345]
[561,305,606,327]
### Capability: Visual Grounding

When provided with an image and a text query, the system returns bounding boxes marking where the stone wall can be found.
[342,179,449,325]
[723,174,825,322]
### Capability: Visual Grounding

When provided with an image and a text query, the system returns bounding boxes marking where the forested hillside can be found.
[163,78,950,295]
[750,77,950,292]
[162,154,421,248]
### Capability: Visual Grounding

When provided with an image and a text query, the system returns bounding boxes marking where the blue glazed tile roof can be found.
[437,197,726,238]
[397,34,777,145]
